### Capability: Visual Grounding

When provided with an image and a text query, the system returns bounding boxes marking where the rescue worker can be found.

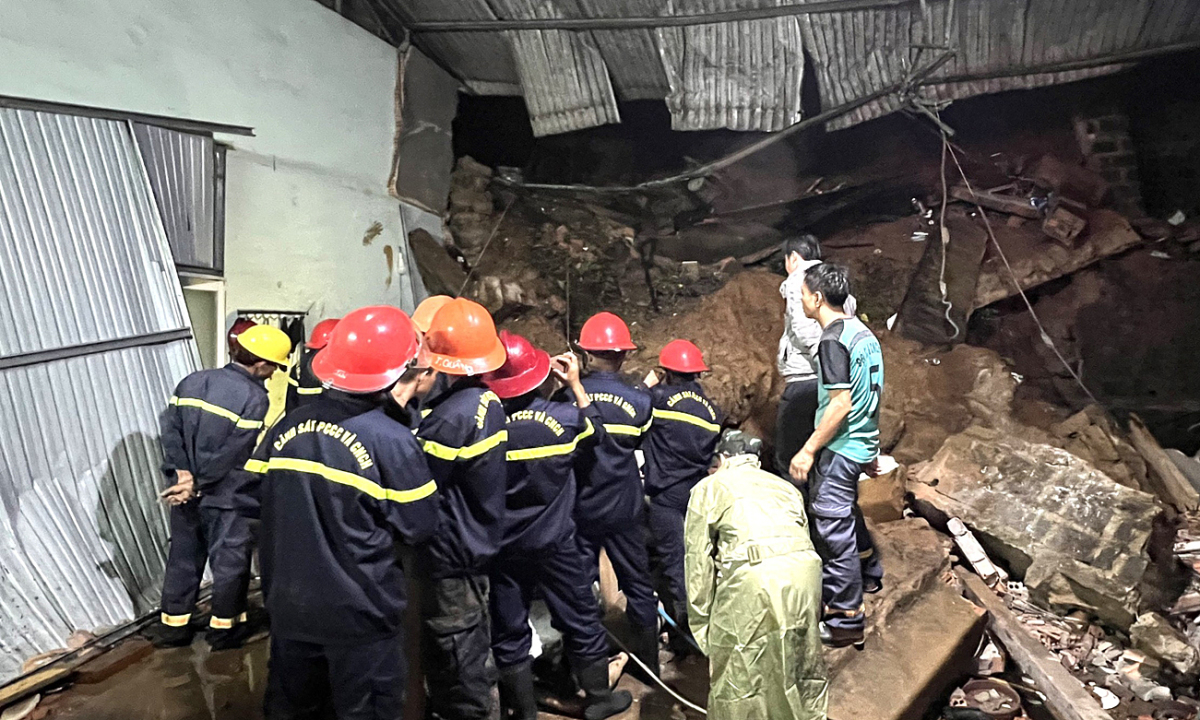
[483,331,633,720]
[415,298,509,720]
[244,305,440,719]
[571,312,659,673]
[789,263,884,649]
[642,339,722,656]
[285,317,339,412]
[155,323,292,650]
[411,294,454,335]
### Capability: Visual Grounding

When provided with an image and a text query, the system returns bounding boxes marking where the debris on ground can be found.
[910,425,1163,629]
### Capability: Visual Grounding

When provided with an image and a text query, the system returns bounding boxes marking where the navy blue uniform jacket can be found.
[416,378,508,579]
[243,392,438,644]
[574,372,652,534]
[501,395,603,554]
[286,346,324,412]
[642,381,722,505]
[159,363,269,509]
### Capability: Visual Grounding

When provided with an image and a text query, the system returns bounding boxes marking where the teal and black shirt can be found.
[815,317,883,464]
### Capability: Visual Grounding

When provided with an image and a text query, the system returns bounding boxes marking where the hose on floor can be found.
[603,626,708,717]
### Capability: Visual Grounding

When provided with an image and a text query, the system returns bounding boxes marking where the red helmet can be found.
[482,331,551,399]
[308,318,341,350]
[659,339,709,373]
[227,317,256,352]
[311,306,418,393]
[578,312,637,352]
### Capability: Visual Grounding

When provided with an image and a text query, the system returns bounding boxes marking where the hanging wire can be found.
[457,196,516,296]
[939,132,1102,406]
[936,123,962,340]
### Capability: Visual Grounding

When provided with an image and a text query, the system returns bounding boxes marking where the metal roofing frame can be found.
[0,106,199,683]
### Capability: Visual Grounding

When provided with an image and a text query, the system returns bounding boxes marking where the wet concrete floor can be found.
[41,635,708,720]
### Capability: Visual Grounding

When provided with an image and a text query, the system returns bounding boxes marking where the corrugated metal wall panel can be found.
[0,342,192,681]
[0,109,191,358]
[132,124,216,272]
[386,0,524,93]
[656,0,805,131]
[572,0,671,101]
[0,107,198,683]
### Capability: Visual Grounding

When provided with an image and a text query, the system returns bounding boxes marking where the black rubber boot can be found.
[579,658,632,720]
[205,623,253,651]
[630,625,660,679]
[150,623,195,649]
[819,621,865,650]
[498,660,538,720]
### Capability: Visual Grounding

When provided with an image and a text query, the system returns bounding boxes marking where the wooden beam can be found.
[958,571,1111,720]
[1128,414,1199,512]
[948,186,1041,218]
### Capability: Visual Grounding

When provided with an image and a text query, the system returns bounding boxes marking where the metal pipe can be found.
[404,0,918,32]
[923,40,1200,85]
[0,95,254,137]
[0,329,194,371]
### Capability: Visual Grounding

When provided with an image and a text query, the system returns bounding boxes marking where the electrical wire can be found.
[456,196,516,297]
[603,628,708,716]
[936,122,962,340]
[939,134,1102,406]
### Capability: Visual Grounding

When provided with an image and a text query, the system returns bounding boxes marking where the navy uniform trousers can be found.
[160,501,253,629]
[265,634,406,720]
[490,533,609,670]
[808,448,883,632]
[646,481,693,637]
[575,523,657,632]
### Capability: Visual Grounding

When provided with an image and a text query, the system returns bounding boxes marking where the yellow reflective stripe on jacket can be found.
[244,458,269,474]
[296,386,323,395]
[170,396,264,430]
[652,408,720,433]
[506,419,595,461]
[603,421,647,437]
[421,430,508,461]
[266,457,437,504]
[420,408,433,418]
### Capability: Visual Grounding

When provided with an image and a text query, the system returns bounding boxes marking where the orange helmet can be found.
[308,318,341,350]
[578,312,637,352]
[659,339,709,373]
[412,295,454,334]
[424,299,507,376]
[311,306,418,393]
[483,331,551,399]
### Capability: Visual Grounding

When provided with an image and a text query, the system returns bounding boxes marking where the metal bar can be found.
[0,329,193,370]
[924,39,1200,85]
[405,0,919,32]
[0,95,254,137]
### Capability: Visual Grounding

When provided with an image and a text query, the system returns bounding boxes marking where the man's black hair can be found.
[232,346,261,366]
[782,234,822,262]
[803,263,851,308]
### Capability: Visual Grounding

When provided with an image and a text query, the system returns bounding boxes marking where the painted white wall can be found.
[0,0,422,322]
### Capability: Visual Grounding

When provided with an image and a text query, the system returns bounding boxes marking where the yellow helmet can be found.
[237,325,292,367]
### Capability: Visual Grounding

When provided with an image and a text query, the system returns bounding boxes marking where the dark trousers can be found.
[421,575,496,720]
[160,502,252,628]
[775,378,819,474]
[647,483,695,646]
[265,634,406,720]
[490,534,609,670]
[808,449,883,632]
[577,523,658,632]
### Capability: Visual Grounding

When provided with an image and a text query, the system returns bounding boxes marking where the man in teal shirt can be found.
[789,263,884,648]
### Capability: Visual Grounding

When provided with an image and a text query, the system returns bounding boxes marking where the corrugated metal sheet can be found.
[799,0,1200,130]
[389,0,1200,136]
[133,124,217,272]
[0,107,197,683]
[656,0,804,131]
[0,110,191,358]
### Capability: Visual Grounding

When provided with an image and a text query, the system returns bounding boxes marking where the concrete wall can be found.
[0,0,423,322]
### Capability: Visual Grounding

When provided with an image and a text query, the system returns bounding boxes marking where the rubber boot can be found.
[150,623,195,649]
[630,624,660,679]
[206,623,254,651]
[498,660,538,720]
[579,658,632,720]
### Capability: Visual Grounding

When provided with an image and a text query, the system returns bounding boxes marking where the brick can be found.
[75,639,154,684]
[1091,139,1120,154]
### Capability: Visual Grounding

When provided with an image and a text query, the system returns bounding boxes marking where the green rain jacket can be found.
[685,455,828,720]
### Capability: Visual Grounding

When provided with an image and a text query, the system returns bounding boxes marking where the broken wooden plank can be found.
[958,571,1112,720]
[1128,414,1200,512]
[0,665,74,710]
[1028,155,1109,207]
[74,639,153,685]
[1042,206,1087,248]
[949,185,1041,218]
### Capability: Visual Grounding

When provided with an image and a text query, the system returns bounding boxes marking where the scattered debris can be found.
[0,694,39,720]
[1169,210,1187,226]
[948,517,1007,589]
[1042,206,1087,247]
[1129,414,1200,512]
[1130,613,1200,678]
[949,185,1041,219]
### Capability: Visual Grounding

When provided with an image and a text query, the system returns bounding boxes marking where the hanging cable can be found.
[940,136,1102,406]
[456,196,516,297]
[936,122,962,340]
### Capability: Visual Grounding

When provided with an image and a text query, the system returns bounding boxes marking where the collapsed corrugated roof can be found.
[339,0,1200,137]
